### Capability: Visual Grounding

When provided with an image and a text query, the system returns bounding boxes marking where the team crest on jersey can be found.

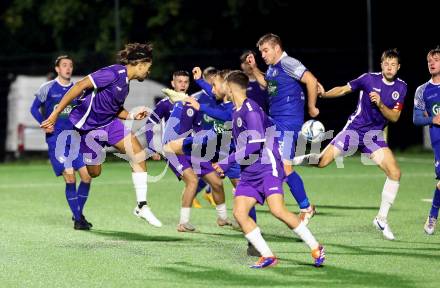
[432,103,440,115]
[391,91,400,100]
[236,117,243,127]
[187,108,194,117]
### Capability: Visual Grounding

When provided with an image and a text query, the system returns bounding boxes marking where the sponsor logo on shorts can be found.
[269,187,278,191]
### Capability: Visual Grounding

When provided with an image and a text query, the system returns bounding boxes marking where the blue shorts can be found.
[270,118,301,161]
[48,143,85,177]
[225,162,240,179]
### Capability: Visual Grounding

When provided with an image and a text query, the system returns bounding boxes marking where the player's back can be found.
[232,98,283,180]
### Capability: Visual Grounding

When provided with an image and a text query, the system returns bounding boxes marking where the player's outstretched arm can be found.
[320,84,352,99]
[40,76,93,129]
[301,71,319,117]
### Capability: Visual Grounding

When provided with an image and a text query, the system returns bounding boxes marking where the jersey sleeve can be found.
[89,67,118,89]
[348,73,368,91]
[392,84,407,111]
[414,84,426,111]
[34,81,53,103]
[280,56,307,80]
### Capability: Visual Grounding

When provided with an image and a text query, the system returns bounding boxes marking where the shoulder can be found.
[395,77,407,87]
[415,82,430,95]
[36,79,56,95]
[280,55,304,68]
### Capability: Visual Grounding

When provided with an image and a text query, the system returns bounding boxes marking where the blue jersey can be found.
[265,52,307,127]
[34,78,75,143]
[414,80,440,145]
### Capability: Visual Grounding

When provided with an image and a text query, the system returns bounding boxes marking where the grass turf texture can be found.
[0,153,439,287]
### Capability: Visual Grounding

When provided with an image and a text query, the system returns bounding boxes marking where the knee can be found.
[64,174,76,184]
[233,207,247,222]
[209,180,223,194]
[270,207,285,220]
[81,175,92,183]
[387,167,401,181]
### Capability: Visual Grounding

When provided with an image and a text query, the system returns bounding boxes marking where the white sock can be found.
[378,177,399,219]
[215,203,227,220]
[132,172,147,203]
[292,153,320,166]
[293,222,319,250]
[245,227,274,257]
[180,207,191,224]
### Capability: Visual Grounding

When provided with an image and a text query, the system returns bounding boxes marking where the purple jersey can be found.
[69,64,129,131]
[230,98,283,180]
[247,79,268,113]
[346,72,407,133]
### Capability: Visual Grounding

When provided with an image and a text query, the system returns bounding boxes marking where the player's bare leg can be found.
[370,147,400,240]
[114,133,162,227]
[234,196,277,268]
[202,172,232,226]
[266,194,325,266]
[177,168,198,232]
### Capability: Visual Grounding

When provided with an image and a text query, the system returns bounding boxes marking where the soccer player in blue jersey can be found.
[41,43,162,228]
[162,78,232,232]
[145,70,190,161]
[413,47,440,235]
[30,55,92,230]
[297,49,407,240]
[247,33,319,224]
[215,71,325,268]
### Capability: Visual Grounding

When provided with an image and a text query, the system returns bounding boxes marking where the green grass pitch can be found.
[0,153,439,287]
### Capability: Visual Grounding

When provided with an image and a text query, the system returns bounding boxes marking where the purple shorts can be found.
[234,174,284,205]
[331,128,388,155]
[168,154,215,180]
[78,118,131,165]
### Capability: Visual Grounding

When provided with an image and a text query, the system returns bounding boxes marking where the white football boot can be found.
[134,206,162,227]
[162,88,189,103]
[373,216,395,240]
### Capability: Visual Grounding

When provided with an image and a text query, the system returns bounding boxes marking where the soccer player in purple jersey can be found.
[297,49,407,240]
[40,43,162,228]
[247,33,319,225]
[413,47,440,235]
[240,50,269,113]
[31,55,92,230]
[213,71,325,268]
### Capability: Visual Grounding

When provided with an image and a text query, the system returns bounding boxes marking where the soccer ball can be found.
[300,120,325,143]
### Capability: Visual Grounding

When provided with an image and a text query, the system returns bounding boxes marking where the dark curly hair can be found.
[118,42,153,65]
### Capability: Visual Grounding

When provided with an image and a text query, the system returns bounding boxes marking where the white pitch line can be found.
[421,198,433,203]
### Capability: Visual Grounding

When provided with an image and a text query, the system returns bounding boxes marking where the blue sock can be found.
[196,179,207,195]
[430,187,440,219]
[65,183,81,221]
[77,182,90,214]
[249,206,257,223]
[287,171,310,209]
